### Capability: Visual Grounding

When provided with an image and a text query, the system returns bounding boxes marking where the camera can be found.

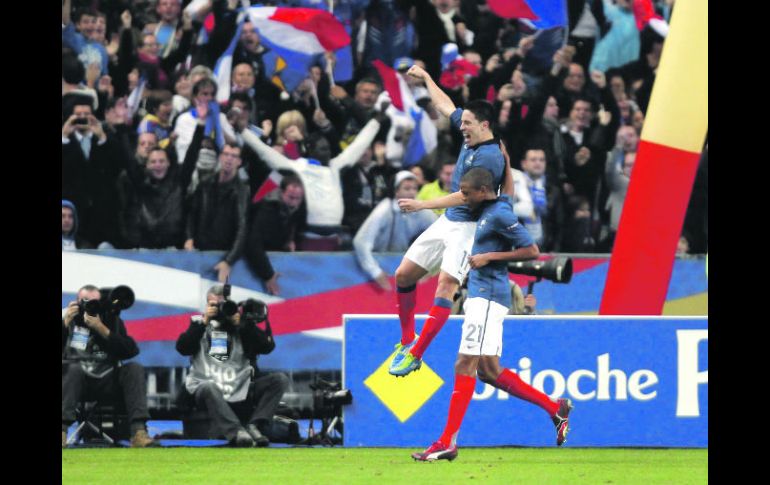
[310,380,352,419]
[76,285,135,324]
[78,298,101,317]
[74,117,89,126]
[239,299,267,323]
[508,256,573,284]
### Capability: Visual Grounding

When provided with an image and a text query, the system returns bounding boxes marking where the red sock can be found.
[439,374,476,446]
[410,298,453,359]
[396,285,417,346]
[494,369,559,416]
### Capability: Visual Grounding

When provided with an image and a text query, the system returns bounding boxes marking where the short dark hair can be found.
[229,91,254,112]
[571,97,593,111]
[357,77,382,90]
[460,167,494,191]
[62,54,85,84]
[147,147,169,159]
[145,90,173,114]
[193,78,217,96]
[464,99,495,125]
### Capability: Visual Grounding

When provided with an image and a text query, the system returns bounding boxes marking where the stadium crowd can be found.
[62,0,707,294]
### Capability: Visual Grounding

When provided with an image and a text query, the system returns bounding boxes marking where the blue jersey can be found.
[445,109,506,222]
[467,195,535,308]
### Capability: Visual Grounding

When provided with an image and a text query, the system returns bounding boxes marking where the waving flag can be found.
[213,20,246,104]
[488,0,568,74]
[373,60,437,167]
[246,6,352,92]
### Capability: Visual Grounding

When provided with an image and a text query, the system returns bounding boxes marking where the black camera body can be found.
[310,380,352,419]
[76,285,135,324]
[240,299,267,323]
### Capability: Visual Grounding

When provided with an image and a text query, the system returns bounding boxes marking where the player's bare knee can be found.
[478,357,502,382]
[454,354,479,376]
[395,261,422,288]
[435,274,459,300]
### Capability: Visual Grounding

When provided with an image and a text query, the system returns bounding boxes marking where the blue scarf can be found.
[192,102,225,150]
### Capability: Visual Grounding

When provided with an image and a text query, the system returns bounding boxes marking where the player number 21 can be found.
[464,324,484,343]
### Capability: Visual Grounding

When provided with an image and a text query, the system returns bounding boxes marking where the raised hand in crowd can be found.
[590,70,607,90]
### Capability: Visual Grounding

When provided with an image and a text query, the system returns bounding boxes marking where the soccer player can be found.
[411,168,573,461]
[388,64,513,376]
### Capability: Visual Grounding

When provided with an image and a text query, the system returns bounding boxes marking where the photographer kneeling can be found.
[62,285,156,448]
[176,285,289,447]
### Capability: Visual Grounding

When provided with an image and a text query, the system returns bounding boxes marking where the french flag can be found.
[246,6,352,92]
[252,170,283,203]
[373,60,437,167]
[213,19,246,104]
[488,0,568,73]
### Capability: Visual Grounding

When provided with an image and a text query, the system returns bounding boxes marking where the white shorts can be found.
[458,297,509,356]
[403,214,476,283]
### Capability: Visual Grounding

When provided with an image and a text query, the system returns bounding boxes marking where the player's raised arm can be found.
[398,191,466,213]
[406,65,456,118]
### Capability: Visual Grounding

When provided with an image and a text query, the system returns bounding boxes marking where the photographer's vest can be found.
[184,318,253,403]
[64,325,115,379]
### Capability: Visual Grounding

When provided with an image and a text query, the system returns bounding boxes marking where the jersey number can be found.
[464,324,484,344]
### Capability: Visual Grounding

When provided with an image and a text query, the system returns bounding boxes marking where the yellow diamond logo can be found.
[364,351,444,423]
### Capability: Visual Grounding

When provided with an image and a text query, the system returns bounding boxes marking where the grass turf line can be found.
[62,448,707,484]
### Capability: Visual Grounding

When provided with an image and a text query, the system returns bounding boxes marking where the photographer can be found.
[176,285,289,447]
[61,285,156,448]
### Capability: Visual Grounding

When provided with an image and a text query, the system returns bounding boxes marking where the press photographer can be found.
[61,284,156,448]
[176,284,289,447]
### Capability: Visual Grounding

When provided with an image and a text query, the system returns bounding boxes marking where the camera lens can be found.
[219,300,239,317]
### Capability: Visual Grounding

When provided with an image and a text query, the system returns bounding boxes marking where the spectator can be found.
[153,0,184,58]
[357,0,414,71]
[62,285,156,448]
[134,131,159,167]
[114,8,194,93]
[328,77,386,149]
[185,142,250,283]
[519,148,562,251]
[604,150,635,251]
[409,164,428,188]
[229,62,290,127]
[117,139,196,249]
[62,200,92,251]
[558,96,614,216]
[353,171,437,291]
[244,174,307,296]
[62,96,124,248]
[617,25,665,113]
[137,90,174,149]
[273,110,309,159]
[176,285,289,447]
[562,195,596,253]
[342,142,398,235]
[62,53,97,122]
[589,0,640,73]
[62,1,109,76]
[173,78,229,162]
[417,160,455,216]
[241,115,383,242]
[566,0,609,72]
[171,65,215,120]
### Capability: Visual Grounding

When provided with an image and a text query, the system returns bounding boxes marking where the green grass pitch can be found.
[62,447,707,484]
